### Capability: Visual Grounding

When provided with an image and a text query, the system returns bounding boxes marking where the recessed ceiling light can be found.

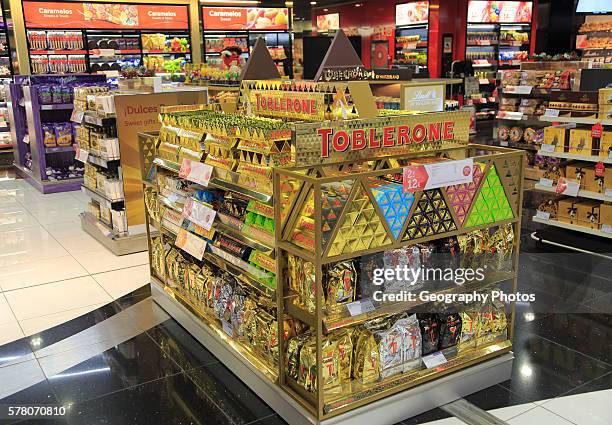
[323,8,328,11]
[310,1,317,4]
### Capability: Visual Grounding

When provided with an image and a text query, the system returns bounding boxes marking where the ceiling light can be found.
[285,1,293,6]
[323,8,328,11]
[310,1,317,5]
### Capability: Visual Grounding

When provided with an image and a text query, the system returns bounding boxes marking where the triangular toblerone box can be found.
[240,38,282,81]
[327,184,392,257]
[321,180,354,247]
[464,164,515,228]
[314,29,364,81]
[403,189,457,240]
[370,181,415,240]
[445,163,485,225]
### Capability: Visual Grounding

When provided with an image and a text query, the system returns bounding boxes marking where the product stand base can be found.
[80,213,149,256]
[14,163,82,193]
[151,282,514,425]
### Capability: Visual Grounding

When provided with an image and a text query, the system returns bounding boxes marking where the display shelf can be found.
[82,184,124,207]
[86,152,120,169]
[45,145,75,154]
[153,279,513,425]
[534,183,612,202]
[535,150,612,164]
[80,211,150,255]
[40,103,75,110]
[539,116,612,126]
[214,221,275,255]
[532,216,612,239]
[30,50,87,55]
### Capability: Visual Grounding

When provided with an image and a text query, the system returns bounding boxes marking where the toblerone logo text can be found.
[254,93,318,116]
[318,121,455,157]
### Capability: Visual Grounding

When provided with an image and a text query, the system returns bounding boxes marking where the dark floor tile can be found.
[146,320,219,372]
[0,337,33,368]
[247,414,287,425]
[25,302,123,353]
[500,330,612,402]
[47,332,182,406]
[517,313,612,365]
[464,383,531,411]
[13,419,68,425]
[401,407,450,424]
[185,362,275,425]
[583,294,612,314]
[563,371,612,396]
[66,372,231,425]
[2,377,58,406]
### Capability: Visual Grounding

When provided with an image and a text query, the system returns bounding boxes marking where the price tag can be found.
[221,320,233,337]
[544,108,560,117]
[182,198,216,231]
[504,85,532,95]
[175,228,207,260]
[541,143,555,153]
[479,78,490,85]
[602,224,612,235]
[539,178,554,187]
[71,109,84,123]
[179,159,213,187]
[604,188,612,198]
[500,141,509,147]
[555,177,580,197]
[536,210,551,221]
[496,111,524,120]
[403,158,474,193]
[346,300,375,317]
[75,147,89,163]
[592,123,603,139]
[422,352,448,369]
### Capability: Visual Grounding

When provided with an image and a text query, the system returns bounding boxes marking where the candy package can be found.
[417,313,440,356]
[323,260,356,309]
[43,124,57,147]
[458,307,480,351]
[352,327,381,384]
[437,313,462,350]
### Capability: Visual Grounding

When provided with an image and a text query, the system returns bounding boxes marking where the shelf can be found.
[45,145,75,154]
[532,216,612,239]
[31,50,87,55]
[214,221,274,255]
[82,184,124,207]
[321,270,515,333]
[534,183,612,202]
[83,111,116,126]
[40,103,74,110]
[153,157,181,173]
[142,49,190,54]
[209,177,273,204]
[494,141,539,151]
[539,116,612,126]
[535,150,612,164]
[87,153,120,169]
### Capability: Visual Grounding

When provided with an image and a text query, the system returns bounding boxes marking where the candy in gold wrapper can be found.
[298,339,317,392]
[334,329,353,383]
[353,328,380,384]
[324,260,356,309]
[458,308,480,351]
[321,339,342,394]
[477,301,508,346]
[286,333,311,381]
[488,224,514,272]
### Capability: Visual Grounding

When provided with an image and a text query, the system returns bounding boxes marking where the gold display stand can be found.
[137,76,524,424]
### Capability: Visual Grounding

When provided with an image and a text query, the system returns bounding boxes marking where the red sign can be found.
[592,123,603,139]
[595,162,605,178]
[467,1,532,23]
[202,7,289,30]
[318,121,455,158]
[23,2,189,30]
[403,158,474,193]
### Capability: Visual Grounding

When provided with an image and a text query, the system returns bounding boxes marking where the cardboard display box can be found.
[569,129,593,156]
[575,200,600,229]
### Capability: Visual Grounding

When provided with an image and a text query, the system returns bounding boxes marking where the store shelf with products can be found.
[576,17,612,66]
[7,75,107,193]
[22,1,192,75]
[201,6,292,77]
[531,86,612,253]
[139,71,522,423]
[72,85,151,255]
[394,0,430,72]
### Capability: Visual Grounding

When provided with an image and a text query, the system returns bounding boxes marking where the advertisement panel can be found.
[23,2,189,30]
[395,1,430,26]
[202,7,289,30]
[467,1,532,23]
[316,13,340,32]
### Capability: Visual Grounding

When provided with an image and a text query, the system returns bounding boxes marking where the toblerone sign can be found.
[293,111,470,166]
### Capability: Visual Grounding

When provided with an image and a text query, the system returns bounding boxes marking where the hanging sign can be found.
[318,66,413,82]
[202,7,289,30]
[23,2,189,29]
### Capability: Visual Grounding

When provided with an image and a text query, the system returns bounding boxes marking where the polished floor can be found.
[0,172,611,425]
